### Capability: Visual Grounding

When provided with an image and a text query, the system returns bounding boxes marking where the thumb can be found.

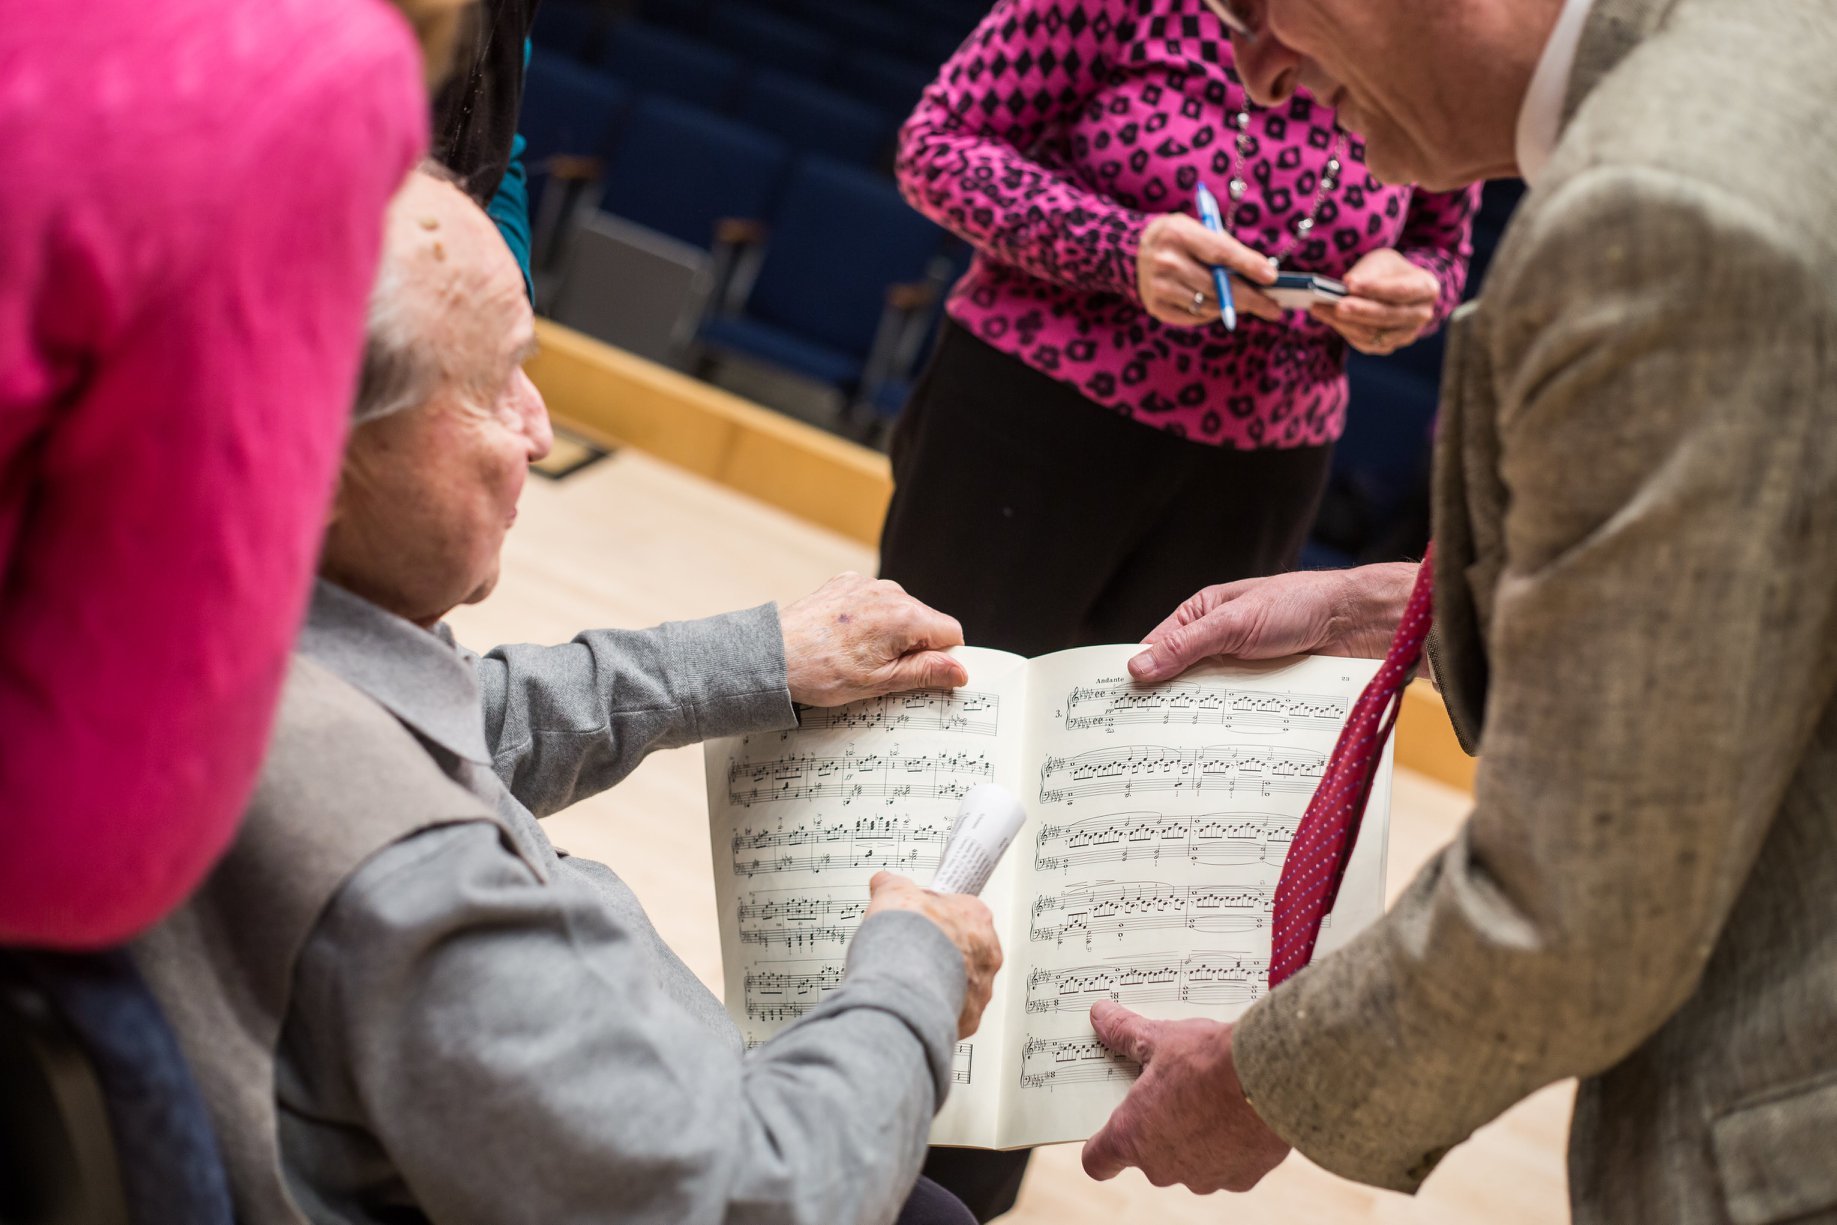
[1090,1000,1160,1064]
[868,870,910,898]
[886,649,969,691]
[1172,214,1277,283]
[1129,618,1225,683]
[1128,637,1184,683]
[1082,1116,1133,1182]
[904,603,967,652]
[1346,252,1430,302]
[1194,229,1279,283]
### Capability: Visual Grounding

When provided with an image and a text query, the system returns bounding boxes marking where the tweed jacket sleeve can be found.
[1231,163,1837,1191]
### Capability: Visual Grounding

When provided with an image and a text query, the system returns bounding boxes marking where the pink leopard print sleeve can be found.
[896,0,1150,298]
[1399,183,1482,330]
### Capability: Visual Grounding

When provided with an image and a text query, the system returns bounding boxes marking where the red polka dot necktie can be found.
[1268,549,1435,989]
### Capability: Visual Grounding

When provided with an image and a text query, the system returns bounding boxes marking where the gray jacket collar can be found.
[298,580,493,767]
[1562,0,1682,132]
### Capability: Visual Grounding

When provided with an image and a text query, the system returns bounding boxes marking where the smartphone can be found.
[1265,272,1349,310]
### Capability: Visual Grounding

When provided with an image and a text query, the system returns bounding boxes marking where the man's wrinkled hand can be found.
[1127,563,1419,683]
[781,573,969,707]
[1081,1002,1291,1193]
[865,872,1001,1039]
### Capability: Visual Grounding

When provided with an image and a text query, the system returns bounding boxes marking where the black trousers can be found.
[894,1175,978,1225]
[882,321,1334,659]
[884,324,1332,1219]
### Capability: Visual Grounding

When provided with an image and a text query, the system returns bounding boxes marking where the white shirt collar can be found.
[1515,0,1599,185]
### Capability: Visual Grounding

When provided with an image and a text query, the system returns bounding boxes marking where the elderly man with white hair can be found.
[130,168,1001,1225]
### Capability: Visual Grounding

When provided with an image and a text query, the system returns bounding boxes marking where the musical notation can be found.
[1024,951,1267,1014]
[1018,1035,1140,1090]
[743,961,845,1022]
[1030,879,1300,946]
[1038,744,1325,804]
[1033,810,1296,872]
[798,689,1001,737]
[736,888,871,950]
[728,747,994,808]
[1064,681,1348,734]
[731,813,952,879]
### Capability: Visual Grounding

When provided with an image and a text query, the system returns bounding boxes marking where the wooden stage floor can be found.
[444,448,1573,1224]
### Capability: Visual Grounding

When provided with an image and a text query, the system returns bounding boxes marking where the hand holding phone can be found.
[1265,272,1350,310]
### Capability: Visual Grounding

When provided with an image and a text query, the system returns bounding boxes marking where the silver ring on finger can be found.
[1191,289,1208,314]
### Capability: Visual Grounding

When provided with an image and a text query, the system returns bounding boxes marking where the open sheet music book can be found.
[703,645,1393,1150]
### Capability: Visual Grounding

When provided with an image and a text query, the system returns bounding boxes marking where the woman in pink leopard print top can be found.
[878,0,1479,660]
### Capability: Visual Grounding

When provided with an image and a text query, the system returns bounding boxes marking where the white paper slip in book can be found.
[704,644,1394,1151]
[932,783,1028,895]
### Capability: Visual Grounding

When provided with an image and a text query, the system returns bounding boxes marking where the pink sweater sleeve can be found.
[895,0,1151,298]
[0,0,426,947]
[1397,183,1483,334]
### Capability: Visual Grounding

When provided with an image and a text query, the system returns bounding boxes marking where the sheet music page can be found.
[705,647,1033,1147]
[994,646,1391,1148]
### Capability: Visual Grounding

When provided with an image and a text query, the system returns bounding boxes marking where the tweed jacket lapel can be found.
[1425,301,1495,755]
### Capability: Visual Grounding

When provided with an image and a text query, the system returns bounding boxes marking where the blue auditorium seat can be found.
[638,0,710,36]
[0,950,235,1225]
[830,49,938,119]
[695,154,947,404]
[792,0,916,57]
[519,56,629,166]
[595,23,741,111]
[518,57,630,269]
[706,5,842,79]
[531,0,608,61]
[730,69,895,166]
[601,96,792,250]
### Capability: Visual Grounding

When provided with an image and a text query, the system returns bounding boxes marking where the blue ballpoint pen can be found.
[1193,181,1237,332]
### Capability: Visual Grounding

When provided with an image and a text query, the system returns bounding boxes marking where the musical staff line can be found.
[743,960,844,1023]
[798,689,1001,737]
[1033,810,1296,872]
[1019,1035,1140,1090]
[731,813,952,880]
[728,747,994,808]
[1024,951,1267,1015]
[1064,681,1348,734]
[1038,744,1325,804]
[1029,879,1307,947]
[736,888,871,950]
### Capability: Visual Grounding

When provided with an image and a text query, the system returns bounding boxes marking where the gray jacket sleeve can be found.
[476,605,797,817]
[280,822,965,1225]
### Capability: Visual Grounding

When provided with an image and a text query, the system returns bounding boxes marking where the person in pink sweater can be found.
[0,0,430,947]
[881,0,1480,663]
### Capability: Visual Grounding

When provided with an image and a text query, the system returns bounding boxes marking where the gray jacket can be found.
[1233,1,1837,1222]
[136,582,966,1225]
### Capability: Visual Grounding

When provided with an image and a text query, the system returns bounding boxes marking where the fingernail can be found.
[1128,651,1158,678]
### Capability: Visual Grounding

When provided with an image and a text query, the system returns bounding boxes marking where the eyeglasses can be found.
[1200,0,1263,41]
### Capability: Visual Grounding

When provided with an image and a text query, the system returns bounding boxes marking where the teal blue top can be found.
[484,39,533,299]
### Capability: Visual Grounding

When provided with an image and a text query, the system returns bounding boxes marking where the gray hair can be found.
[350,252,436,426]
[350,161,468,426]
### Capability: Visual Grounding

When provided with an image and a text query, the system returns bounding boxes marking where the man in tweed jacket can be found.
[1081,0,1837,1220]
